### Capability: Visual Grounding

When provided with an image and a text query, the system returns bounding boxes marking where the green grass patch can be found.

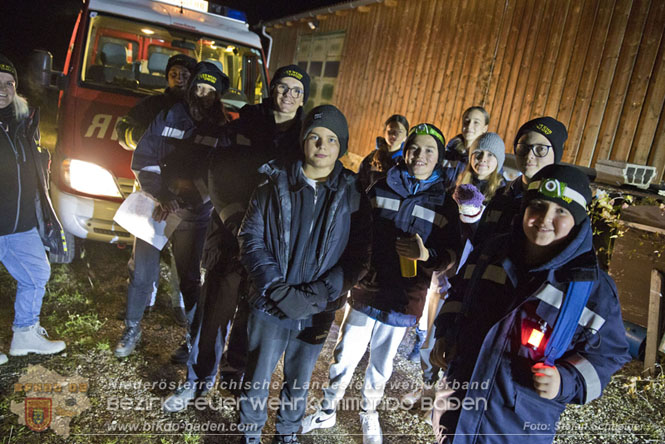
[55,312,106,345]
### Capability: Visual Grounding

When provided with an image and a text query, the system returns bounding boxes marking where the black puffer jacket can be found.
[238,159,372,331]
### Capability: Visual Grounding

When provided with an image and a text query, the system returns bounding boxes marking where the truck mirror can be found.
[28,50,65,91]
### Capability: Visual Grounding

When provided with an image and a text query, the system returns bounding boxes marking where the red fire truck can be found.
[32,0,269,262]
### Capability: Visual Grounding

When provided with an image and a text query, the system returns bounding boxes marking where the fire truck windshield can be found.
[80,12,267,108]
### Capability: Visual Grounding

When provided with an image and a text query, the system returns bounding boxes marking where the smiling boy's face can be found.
[522,199,575,247]
[405,134,438,180]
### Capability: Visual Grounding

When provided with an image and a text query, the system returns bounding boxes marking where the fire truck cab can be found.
[33,0,268,262]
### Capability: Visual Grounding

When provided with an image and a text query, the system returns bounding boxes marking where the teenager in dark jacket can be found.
[302,123,461,444]
[114,62,229,358]
[473,117,567,248]
[237,105,372,444]
[357,114,409,192]
[431,164,630,444]
[115,54,196,151]
[162,65,310,411]
[0,55,66,363]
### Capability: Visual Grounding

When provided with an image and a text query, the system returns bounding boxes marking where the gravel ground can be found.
[0,241,663,444]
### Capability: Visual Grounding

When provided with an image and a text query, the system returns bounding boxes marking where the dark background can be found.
[1,0,342,93]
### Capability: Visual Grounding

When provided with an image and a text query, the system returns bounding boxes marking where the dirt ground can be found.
[0,240,663,444]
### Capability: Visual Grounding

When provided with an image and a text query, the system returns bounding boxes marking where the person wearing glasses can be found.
[472,117,568,248]
[302,123,461,444]
[163,65,312,412]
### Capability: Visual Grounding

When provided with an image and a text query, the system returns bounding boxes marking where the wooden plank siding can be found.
[265,0,665,181]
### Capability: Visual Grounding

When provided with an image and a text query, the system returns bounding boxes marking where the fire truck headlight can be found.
[63,159,122,198]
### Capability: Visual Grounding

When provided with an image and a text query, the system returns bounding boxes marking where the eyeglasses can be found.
[275,83,304,98]
[514,143,552,158]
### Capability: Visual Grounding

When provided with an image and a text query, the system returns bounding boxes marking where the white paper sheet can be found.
[113,191,181,250]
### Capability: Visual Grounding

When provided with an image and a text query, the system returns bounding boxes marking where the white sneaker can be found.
[0,352,7,365]
[401,382,436,408]
[301,408,336,434]
[359,411,382,444]
[9,323,66,356]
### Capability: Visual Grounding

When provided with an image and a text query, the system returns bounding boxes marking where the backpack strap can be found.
[543,280,594,366]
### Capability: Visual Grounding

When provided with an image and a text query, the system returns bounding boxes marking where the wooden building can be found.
[264,0,665,181]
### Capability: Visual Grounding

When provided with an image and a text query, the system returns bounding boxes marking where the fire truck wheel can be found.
[49,231,78,264]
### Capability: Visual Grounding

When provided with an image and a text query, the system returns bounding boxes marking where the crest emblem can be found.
[25,398,52,432]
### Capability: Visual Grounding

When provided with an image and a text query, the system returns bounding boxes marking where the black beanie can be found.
[405,123,446,163]
[524,164,592,225]
[192,61,229,94]
[514,117,568,163]
[166,54,196,76]
[271,64,310,104]
[301,105,349,158]
[0,54,18,85]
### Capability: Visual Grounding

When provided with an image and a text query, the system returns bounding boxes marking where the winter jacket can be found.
[357,147,402,193]
[351,163,462,327]
[203,101,303,269]
[0,105,66,255]
[131,101,221,220]
[239,159,372,331]
[433,220,630,444]
[472,177,524,248]
[115,88,182,151]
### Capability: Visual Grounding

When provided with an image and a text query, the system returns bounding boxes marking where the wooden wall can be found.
[266,0,665,181]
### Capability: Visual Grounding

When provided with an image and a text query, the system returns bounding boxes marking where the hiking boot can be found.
[301,408,336,434]
[407,327,427,361]
[163,385,198,412]
[401,381,436,408]
[271,433,300,443]
[170,341,191,364]
[9,323,66,356]
[359,410,382,444]
[114,322,142,358]
[0,352,7,365]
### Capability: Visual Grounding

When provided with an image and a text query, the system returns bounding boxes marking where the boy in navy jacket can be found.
[431,164,630,444]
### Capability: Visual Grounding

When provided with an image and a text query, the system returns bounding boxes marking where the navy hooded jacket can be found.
[351,163,462,327]
[433,219,630,444]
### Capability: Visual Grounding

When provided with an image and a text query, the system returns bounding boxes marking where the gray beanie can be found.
[301,105,349,158]
[473,132,505,171]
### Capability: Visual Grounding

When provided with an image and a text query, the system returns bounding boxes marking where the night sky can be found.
[1,0,343,94]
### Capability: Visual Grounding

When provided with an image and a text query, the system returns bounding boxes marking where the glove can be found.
[430,337,456,371]
[453,184,485,223]
[268,281,329,320]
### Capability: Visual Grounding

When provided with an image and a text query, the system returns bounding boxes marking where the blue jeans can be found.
[125,204,211,324]
[0,227,51,328]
